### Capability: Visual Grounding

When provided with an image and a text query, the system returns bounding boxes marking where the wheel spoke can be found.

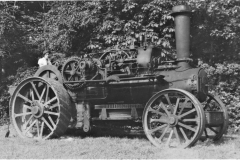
[173,98,180,115]
[41,117,54,132]
[148,107,165,116]
[14,112,32,118]
[23,114,34,130]
[173,127,181,144]
[17,93,32,103]
[30,89,35,101]
[160,102,170,116]
[48,116,56,129]
[178,98,189,116]
[208,127,218,134]
[64,71,71,74]
[24,119,37,135]
[36,119,40,138]
[164,94,172,105]
[68,75,74,81]
[49,103,59,110]
[49,72,56,79]
[30,82,40,99]
[182,118,198,122]
[166,128,174,147]
[45,85,49,104]
[39,85,46,102]
[44,111,60,116]
[45,71,48,78]
[158,125,169,142]
[150,117,169,124]
[178,122,196,132]
[70,63,74,70]
[43,97,57,106]
[148,124,168,134]
[40,121,44,139]
[179,127,189,142]
[74,65,79,71]
[178,108,196,119]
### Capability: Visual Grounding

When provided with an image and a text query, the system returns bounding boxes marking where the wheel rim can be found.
[62,57,82,89]
[143,89,205,148]
[202,94,229,141]
[39,70,59,81]
[10,77,71,139]
[34,65,63,83]
[99,50,131,61]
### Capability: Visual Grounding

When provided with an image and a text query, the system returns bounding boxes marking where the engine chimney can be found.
[171,5,191,71]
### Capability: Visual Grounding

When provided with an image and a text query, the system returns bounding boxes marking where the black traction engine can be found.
[9,5,229,148]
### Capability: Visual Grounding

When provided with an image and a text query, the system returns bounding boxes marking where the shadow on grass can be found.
[195,134,239,148]
[64,127,147,140]
[64,127,240,149]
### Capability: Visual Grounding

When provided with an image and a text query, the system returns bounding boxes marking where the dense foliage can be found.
[0,0,240,129]
[200,62,240,131]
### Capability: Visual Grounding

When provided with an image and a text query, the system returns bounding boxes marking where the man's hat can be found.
[43,50,51,55]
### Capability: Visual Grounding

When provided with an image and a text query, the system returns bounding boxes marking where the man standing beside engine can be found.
[38,50,52,67]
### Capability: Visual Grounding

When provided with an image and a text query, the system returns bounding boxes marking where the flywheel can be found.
[61,56,102,90]
[61,57,82,90]
[9,77,73,139]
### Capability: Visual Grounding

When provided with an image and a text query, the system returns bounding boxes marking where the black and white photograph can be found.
[0,0,239,158]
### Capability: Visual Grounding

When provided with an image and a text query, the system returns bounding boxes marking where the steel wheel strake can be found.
[10,77,73,140]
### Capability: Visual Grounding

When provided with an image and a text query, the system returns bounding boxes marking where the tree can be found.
[188,0,240,64]
[0,0,240,128]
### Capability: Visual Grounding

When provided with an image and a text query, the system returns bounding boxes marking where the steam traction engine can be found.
[9,5,228,148]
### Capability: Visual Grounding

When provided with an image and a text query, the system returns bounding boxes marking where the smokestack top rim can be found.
[171,5,191,16]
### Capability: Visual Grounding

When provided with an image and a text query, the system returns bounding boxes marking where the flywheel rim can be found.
[61,57,83,90]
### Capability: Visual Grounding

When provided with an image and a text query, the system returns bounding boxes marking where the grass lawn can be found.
[0,125,240,159]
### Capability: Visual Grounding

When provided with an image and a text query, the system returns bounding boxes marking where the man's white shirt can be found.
[38,57,48,67]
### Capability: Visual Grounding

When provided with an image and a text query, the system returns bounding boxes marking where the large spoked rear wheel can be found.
[143,89,206,148]
[202,94,229,141]
[10,77,72,140]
